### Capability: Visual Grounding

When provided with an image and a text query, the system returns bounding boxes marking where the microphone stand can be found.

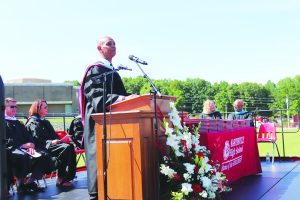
[92,67,124,200]
[133,62,161,199]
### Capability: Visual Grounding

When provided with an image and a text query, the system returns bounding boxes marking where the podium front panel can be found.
[93,111,159,200]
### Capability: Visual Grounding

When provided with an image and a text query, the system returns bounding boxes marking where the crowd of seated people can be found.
[5,97,79,196]
[5,98,54,194]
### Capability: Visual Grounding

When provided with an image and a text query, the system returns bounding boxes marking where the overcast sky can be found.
[1,0,299,84]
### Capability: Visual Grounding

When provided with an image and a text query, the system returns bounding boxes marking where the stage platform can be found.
[8,170,89,200]
[222,159,300,200]
[8,159,300,200]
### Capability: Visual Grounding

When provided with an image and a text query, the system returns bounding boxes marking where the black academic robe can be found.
[26,115,76,181]
[81,64,127,198]
[5,119,53,182]
[68,116,84,149]
[228,111,254,126]
[199,111,222,119]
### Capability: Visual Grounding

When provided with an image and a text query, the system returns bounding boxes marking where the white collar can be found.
[5,115,17,121]
[97,58,113,70]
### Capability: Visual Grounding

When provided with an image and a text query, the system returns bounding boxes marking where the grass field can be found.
[19,117,74,131]
[258,128,300,157]
[76,154,86,168]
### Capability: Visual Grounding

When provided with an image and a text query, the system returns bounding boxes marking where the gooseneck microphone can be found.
[128,55,148,65]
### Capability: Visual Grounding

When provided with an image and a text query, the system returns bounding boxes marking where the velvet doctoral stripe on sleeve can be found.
[83,65,127,114]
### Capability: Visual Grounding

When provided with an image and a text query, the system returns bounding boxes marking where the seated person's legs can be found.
[26,153,54,190]
[48,143,77,186]
[10,150,31,192]
[7,152,14,195]
[11,149,47,192]
[31,153,54,180]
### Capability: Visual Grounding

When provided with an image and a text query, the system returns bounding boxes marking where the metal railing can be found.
[16,113,79,132]
[253,109,300,158]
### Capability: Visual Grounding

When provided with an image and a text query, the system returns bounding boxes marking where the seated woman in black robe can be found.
[5,97,53,193]
[26,99,77,187]
[199,100,222,119]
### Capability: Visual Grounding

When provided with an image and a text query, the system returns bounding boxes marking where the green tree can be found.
[182,78,211,113]
[64,80,80,86]
[123,76,148,94]
[211,81,231,113]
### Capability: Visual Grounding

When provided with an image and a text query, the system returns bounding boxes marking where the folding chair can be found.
[74,136,86,168]
[257,122,280,164]
[55,130,85,167]
[55,130,71,143]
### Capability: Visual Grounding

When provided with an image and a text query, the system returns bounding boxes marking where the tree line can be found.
[66,75,300,116]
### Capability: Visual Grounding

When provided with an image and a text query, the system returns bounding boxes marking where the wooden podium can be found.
[92,94,176,200]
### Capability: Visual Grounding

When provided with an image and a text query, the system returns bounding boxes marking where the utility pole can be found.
[286,95,289,128]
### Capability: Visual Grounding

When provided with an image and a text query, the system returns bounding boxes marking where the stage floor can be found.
[222,159,300,200]
[8,170,89,200]
[8,160,300,200]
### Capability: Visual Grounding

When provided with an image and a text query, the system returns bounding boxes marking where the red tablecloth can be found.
[200,127,262,183]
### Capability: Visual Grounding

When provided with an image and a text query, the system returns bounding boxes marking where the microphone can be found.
[128,55,148,65]
[117,64,132,71]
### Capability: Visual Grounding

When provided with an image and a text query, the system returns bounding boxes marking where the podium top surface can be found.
[110,93,176,113]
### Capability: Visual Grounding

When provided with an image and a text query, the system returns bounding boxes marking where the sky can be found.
[1,0,300,84]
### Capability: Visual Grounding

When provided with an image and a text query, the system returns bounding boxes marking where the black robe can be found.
[228,111,254,126]
[5,119,53,184]
[81,64,127,199]
[26,116,76,181]
[68,116,84,149]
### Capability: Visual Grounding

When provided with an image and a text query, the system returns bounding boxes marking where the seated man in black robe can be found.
[68,115,84,149]
[199,100,222,119]
[228,99,254,126]
[5,97,54,193]
[26,99,77,187]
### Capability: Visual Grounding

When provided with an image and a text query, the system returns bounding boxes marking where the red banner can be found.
[200,127,262,183]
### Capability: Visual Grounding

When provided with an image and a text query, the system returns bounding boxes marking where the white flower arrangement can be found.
[159,102,231,200]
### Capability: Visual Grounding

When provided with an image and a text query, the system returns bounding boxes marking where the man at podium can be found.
[80,36,136,200]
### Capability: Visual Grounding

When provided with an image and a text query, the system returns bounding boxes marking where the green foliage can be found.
[120,75,300,115]
[182,78,211,113]
[122,76,148,94]
[64,80,81,86]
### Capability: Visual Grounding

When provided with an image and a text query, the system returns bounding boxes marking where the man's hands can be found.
[21,142,36,155]
[21,142,35,149]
